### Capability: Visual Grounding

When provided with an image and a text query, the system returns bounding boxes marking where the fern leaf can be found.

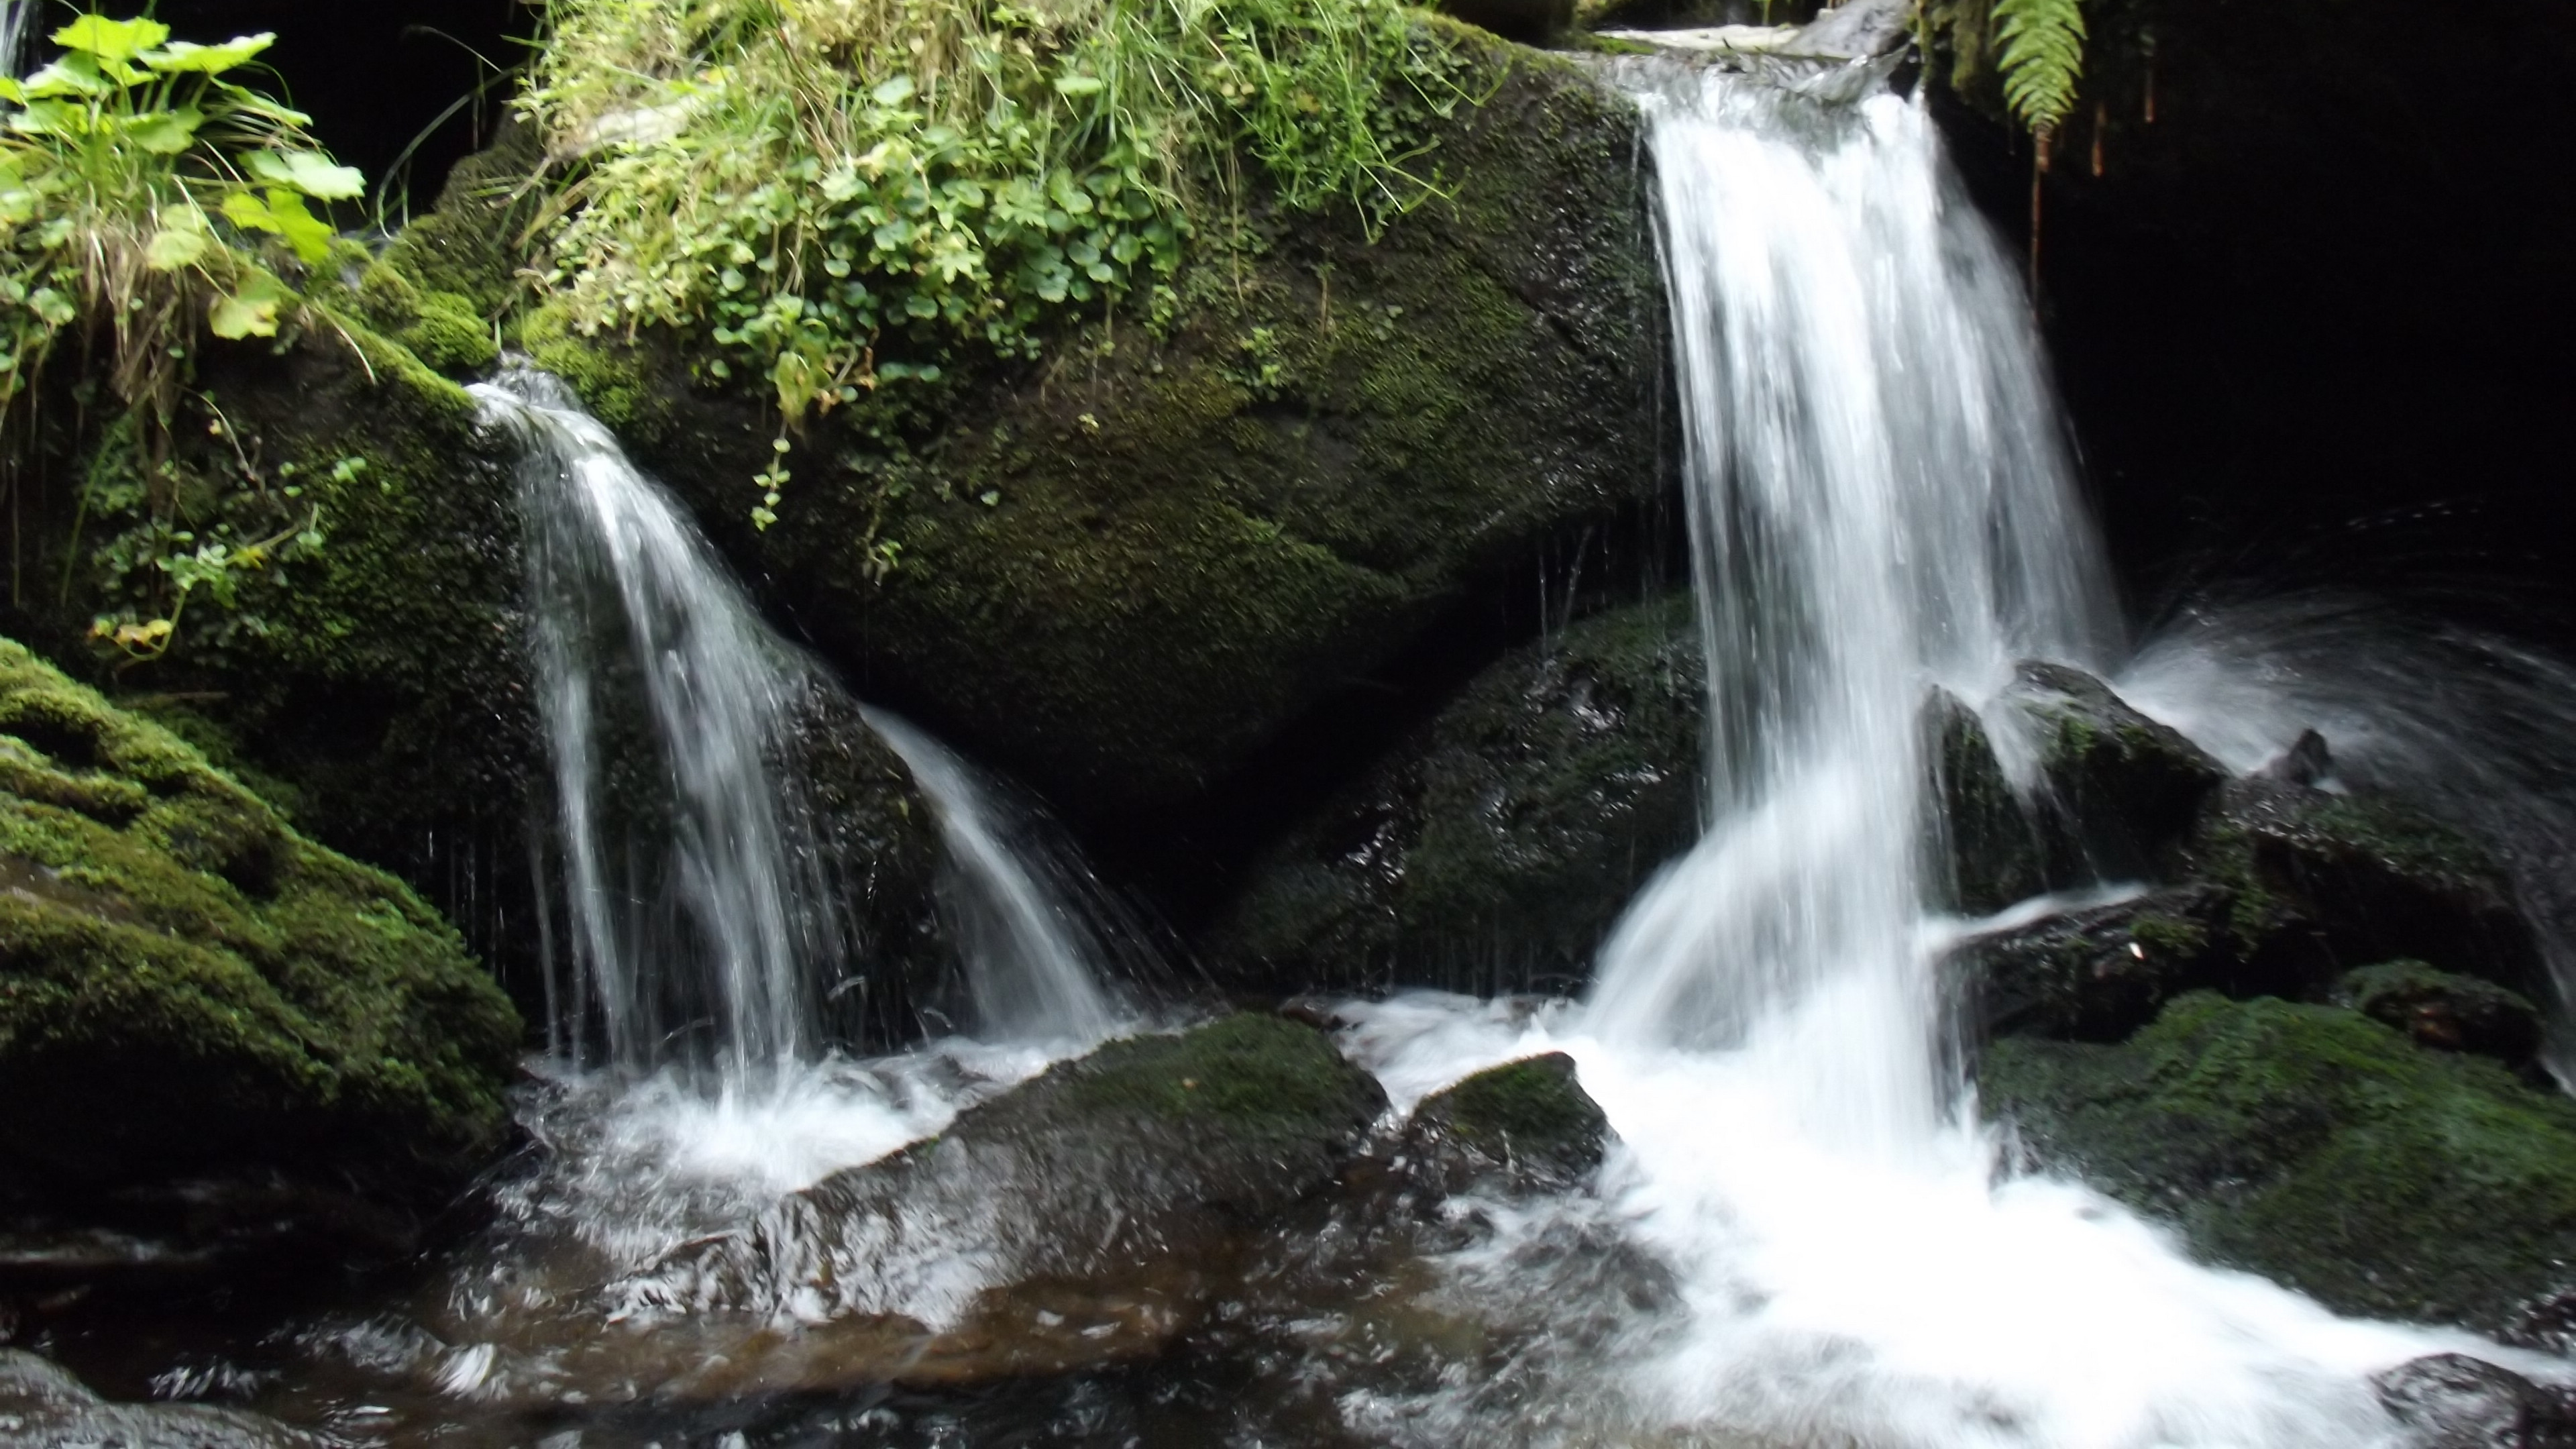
[1992,0,2085,136]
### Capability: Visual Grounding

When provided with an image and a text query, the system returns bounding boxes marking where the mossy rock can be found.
[1947,884,2241,1042]
[2182,775,2545,1000]
[1403,1051,1611,1193]
[2332,960,2543,1071]
[612,1014,1385,1396]
[1984,991,2576,1330]
[521,30,1669,828]
[0,639,521,1197]
[1201,592,1703,996]
[0,1349,323,1448]
[1999,660,2227,881]
[1921,686,2049,916]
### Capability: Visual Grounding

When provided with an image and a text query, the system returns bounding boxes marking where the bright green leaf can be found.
[53,15,170,63]
[1054,74,1104,97]
[248,148,365,201]
[125,107,205,155]
[144,225,209,271]
[140,34,275,74]
[209,272,290,339]
[28,287,76,327]
[871,74,916,107]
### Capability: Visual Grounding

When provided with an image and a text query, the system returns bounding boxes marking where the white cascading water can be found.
[0,1,31,80]
[1342,62,2551,1448]
[475,368,1128,1077]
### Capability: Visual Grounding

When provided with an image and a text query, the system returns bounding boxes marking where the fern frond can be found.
[1992,0,2086,135]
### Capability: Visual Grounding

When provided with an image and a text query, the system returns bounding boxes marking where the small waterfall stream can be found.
[473,367,1128,1071]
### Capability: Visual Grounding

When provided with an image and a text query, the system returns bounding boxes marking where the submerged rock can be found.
[0,640,520,1199]
[593,1014,1385,1397]
[1402,1052,1613,1195]
[1983,991,2576,1330]
[2371,1352,2576,1449]
[1203,593,1704,996]
[0,1348,322,1448]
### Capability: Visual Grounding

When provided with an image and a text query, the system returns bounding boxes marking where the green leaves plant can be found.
[1993,0,2086,136]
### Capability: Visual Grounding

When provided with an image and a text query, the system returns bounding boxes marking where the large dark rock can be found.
[1949,885,2238,1042]
[1984,991,2576,1330]
[1921,687,2048,914]
[2334,961,2544,1073]
[0,1348,322,1449]
[2184,775,2546,1001]
[1202,593,1704,996]
[1401,1052,1612,1196]
[1996,660,2227,881]
[576,1014,1387,1399]
[0,639,521,1201]
[523,30,1670,840]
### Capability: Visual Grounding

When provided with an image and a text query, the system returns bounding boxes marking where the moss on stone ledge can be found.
[0,639,521,1195]
[1984,991,2576,1330]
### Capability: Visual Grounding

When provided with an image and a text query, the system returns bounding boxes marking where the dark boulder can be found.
[1997,660,2228,881]
[1401,1052,1613,1196]
[1984,991,2576,1330]
[2372,1353,2576,1449]
[1201,593,1704,996]
[576,1014,1387,1399]
[1921,687,2049,915]
[1947,885,2237,1042]
[525,32,1670,837]
[2185,776,2546,1000]
[1440,0,1574,44]
[2334,961,2544,1073]
[0,1348,324,1448]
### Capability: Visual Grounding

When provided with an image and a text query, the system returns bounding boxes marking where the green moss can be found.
[2128,910,2210,959]
[0,638,521,1193]
[1984,991,2576,1328]
[1424,1053,1607,1162]
[522,302,661,440]
[1060,1012,1383,1141]
[374,122,547,322]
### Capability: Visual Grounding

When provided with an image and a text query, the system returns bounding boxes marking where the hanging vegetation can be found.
[1990,0,2086,144]
[520,0,1481,527]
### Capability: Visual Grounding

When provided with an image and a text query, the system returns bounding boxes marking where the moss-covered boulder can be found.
[2371,1352,2576,1448]
[1949,884,2239,1042]
[0,640,521,1197]
[1921,686,2050,915]
[2184,775,2545,1001]
[1984,991,2576,1330]
[526,32,1668,828]
[1402,1051,1611,1195]
[1998,661,2227,881]
[576,1014,1384,1398]
[2332,961,2544,1071]
[1202,592,1703,996]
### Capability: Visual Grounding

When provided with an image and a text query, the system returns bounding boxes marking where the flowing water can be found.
[1322,62,2558,1448]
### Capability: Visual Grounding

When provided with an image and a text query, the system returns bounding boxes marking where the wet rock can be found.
[1948,885,2237,1042]
[0,640,521,1201]
[2334,962,2544,1071]
[2259,728,2336,788]
[1998,660,2228,879]
[1984,991,2576,1330]
[1203,594,1704,996]
[1402,1053,1613,1195]
[0,1348,322,1448]
[2184,777,2546,999]
[2371,1353,2576,1449]
[603,1014,1386,1397]
[1921,688,2049,914]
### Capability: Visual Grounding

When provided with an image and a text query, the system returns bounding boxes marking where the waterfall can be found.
[473,367,1126,1075]
[1344,62,2541,1448]
[1,0,32,80]
[1585,65,2117,1145]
